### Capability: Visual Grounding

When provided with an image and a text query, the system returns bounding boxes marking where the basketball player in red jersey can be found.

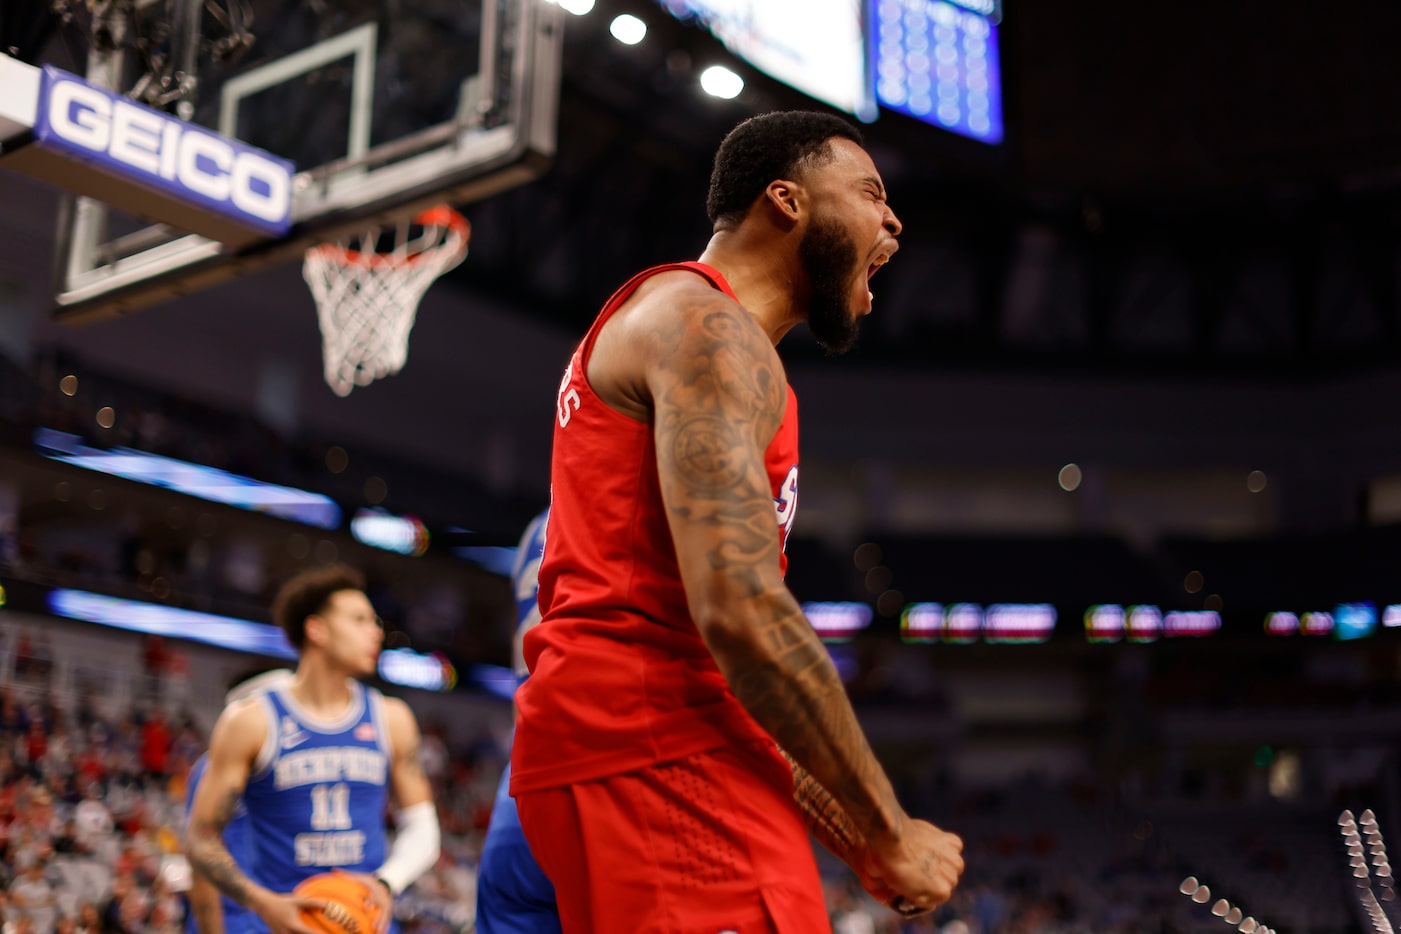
[511,111,964,932]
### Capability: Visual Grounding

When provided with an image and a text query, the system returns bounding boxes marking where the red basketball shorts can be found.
[514,740,830,934]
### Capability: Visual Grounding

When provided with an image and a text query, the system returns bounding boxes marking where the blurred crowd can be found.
[0,672,1124,934]
[0,657,502,934]
[2,630,1364,934]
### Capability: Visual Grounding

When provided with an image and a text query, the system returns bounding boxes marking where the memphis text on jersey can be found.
[274,745,386,867]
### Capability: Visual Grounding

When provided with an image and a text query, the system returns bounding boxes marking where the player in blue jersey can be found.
[186,668,293,934]
[475,509,560,934]
[186,566,441,934]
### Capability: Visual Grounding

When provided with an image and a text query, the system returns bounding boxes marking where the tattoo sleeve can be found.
[780,748,865,866]
[186,788,258,908]
[652,298,904,847]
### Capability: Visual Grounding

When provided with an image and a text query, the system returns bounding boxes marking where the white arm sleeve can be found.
[375,801,441,895]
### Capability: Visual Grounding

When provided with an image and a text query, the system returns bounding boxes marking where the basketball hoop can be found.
[303,206,471,396]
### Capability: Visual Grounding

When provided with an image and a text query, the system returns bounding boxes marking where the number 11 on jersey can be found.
[310,783,352,831]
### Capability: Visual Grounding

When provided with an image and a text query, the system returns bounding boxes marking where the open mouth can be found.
[866,249,894,282]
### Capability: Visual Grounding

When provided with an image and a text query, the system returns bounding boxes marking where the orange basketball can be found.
[293,872,382,934]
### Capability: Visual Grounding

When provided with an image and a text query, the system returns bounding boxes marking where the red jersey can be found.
[511,262,800,794]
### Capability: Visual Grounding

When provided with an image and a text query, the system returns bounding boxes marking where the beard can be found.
[798,214,864,355]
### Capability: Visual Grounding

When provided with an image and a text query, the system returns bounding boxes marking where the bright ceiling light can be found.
[556,0,595,15]
[700,65,743,100]
[609,14,646,44]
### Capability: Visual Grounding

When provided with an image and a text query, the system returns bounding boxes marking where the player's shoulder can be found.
[631,267,746,320]
[211,694,271,750]
[185,753,209,798]
[375,693,421,756]
[629,270,773,361]
[221,693,270,725]
[378,693,418,729]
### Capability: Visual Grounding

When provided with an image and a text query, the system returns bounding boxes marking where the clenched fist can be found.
[860,819,965,916]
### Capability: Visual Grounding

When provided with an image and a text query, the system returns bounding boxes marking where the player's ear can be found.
[304,614,329,648]
[763,179,802,224]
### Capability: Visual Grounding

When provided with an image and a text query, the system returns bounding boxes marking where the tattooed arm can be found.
[780,748,925,916]
[185,700,266,909]
[781,748,864,865]
[185,700,321,934]
[640,285,963,913]
[647,290,902,842]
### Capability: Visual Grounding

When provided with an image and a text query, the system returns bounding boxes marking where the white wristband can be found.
[375,801,440,895]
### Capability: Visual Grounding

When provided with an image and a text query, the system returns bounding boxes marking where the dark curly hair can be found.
[271,564,366,650]
[706,111,864,228]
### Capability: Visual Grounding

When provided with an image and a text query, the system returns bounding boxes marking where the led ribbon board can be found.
[803,601,874,642]
[36,428,342,529]
[48,588,298,659]
[48,589,463,693]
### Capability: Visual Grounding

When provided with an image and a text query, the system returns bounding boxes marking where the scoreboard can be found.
[873,0,1004,143]
[657,0,1004,143]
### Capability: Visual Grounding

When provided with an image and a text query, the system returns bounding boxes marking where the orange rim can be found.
[309,206,470,269]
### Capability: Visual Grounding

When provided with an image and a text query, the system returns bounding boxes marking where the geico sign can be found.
[43,75,291,228]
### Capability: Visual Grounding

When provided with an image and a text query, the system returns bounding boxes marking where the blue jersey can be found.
[185,754,261,934]
[509,510,549,682]
[478,508,559,934]
[242,681,390,894]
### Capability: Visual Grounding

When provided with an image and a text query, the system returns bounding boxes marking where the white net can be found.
[303,207,470,396]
